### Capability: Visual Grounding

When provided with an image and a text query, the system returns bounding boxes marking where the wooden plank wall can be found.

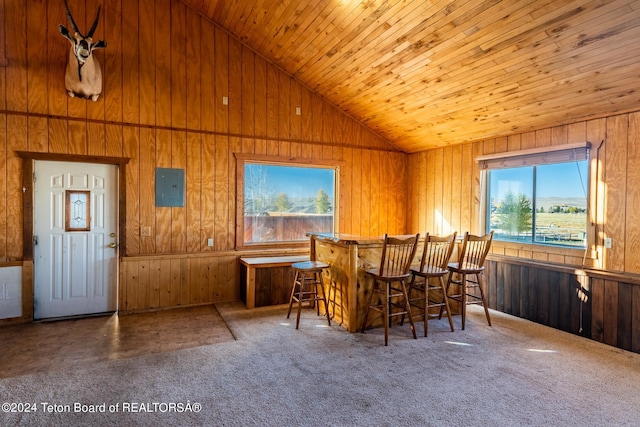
[483,258,589,338]
[590,275,640,354]
[253,266,297,308]
[0,0,407,313]
[408,113,640,275]
[484,257,640,355]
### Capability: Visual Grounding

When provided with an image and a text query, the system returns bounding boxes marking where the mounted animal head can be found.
[58,0,107,101]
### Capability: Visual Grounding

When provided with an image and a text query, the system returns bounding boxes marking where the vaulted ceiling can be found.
[181,0,640,153]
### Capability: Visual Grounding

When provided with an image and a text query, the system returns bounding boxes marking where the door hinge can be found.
[34,236,38,246]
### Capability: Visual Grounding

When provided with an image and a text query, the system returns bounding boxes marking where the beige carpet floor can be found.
[2,302,640,426]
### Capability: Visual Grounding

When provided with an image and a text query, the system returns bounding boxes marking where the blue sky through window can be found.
[245,164,335,199]
[490,161,588,200]
[537,162,588,198]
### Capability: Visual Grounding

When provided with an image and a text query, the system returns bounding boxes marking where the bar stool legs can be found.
[327,277,346,325]
[286,261,331,329]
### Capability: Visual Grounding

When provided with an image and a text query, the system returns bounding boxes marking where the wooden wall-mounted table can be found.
[239,255,309,309]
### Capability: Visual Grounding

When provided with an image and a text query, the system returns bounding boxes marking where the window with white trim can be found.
[479,143,589,248]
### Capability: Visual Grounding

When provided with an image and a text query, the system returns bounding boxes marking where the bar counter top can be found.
[307,232,409,245]
[306,232,381,245]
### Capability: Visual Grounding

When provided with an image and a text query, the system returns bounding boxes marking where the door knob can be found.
[108,242,117,248]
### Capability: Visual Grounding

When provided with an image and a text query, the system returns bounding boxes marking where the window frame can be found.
[235,153,340,250]
[65,190,91,232]
[478,142,590,249]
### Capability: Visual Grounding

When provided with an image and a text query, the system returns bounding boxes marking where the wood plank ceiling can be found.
[181,0,640,153]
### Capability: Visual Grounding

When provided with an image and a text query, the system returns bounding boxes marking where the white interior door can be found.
[34,161,118,320]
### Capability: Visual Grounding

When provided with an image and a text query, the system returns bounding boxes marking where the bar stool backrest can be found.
[458,231,494,271]
[419,232,458,272]
[378,233,420,278]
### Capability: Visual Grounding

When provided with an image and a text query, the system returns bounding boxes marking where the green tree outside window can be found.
[496,191,532,235]
[274,192,291,211]
[315,189,330,214]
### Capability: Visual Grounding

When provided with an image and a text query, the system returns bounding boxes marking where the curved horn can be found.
[63,0,82,37]
[87,5,102,39]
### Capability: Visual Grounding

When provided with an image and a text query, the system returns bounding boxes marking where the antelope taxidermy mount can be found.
[58,0,107,101]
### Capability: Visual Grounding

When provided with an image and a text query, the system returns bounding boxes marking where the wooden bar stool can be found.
[401,232,457,337]
[286,261,332,329]
[361,233,420,346]
[444,231,493,330]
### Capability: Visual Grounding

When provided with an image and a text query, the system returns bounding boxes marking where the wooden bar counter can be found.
[308,232,420,333]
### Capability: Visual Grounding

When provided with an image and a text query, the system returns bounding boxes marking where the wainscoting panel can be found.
[484,256,640,355]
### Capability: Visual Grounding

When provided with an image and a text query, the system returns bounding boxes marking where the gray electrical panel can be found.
[155,168,185,207]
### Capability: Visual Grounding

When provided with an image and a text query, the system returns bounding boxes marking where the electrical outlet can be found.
[222,96,228,105]
[604,237,612,249]
[295,106,301,115]
[208,238,214,247]
[141,226,151,237]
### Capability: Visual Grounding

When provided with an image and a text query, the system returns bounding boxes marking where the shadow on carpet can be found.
[0,305,235,379]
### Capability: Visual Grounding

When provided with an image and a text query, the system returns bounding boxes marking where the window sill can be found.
[490,240,596,267]
[486,253,587,275]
